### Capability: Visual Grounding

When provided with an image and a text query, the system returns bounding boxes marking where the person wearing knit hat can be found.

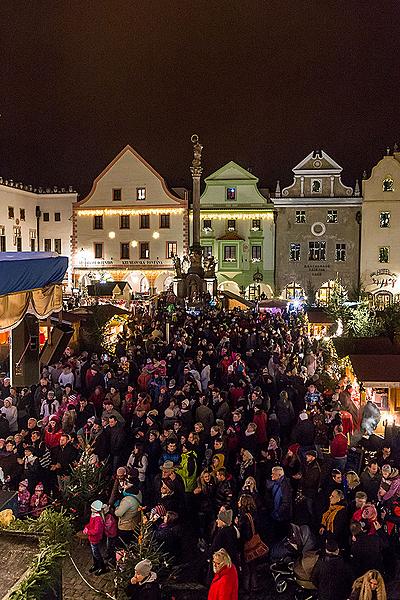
[127,559,159,600]
[83,499,107,576]
[209,509,239,574]
[217,509,233,527]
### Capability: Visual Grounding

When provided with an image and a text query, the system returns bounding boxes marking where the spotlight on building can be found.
[108,231,116,239]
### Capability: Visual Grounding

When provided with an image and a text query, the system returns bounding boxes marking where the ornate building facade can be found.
[72,146,188,295]
[273,150,361,304]
[193,161,275,298]
[361,148,400,307]
[0,178,77,288]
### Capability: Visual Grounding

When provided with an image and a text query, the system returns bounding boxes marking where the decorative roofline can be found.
[0,177,76,194]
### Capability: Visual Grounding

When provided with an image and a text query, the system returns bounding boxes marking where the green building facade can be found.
[193,162,275,299]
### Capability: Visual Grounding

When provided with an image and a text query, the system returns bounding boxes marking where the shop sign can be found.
[304,263,331,276]
[370,269,397,288]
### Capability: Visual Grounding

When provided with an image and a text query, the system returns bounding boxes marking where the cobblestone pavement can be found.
[63,540,115,600]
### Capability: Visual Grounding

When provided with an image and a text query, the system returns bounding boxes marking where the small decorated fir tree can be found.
[63,449,109,526]
[114,511,178,600]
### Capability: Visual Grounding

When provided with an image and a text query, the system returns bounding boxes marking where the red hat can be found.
[288,443,300,455]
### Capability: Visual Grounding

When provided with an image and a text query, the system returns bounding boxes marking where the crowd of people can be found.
[0,304,399,600]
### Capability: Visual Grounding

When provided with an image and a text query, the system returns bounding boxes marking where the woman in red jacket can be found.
[208,548,238,600]
[83,500,107,576]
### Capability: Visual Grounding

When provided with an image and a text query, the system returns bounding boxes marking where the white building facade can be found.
[73,146,188,295]
[0,178,77,287]
[361,149,400,307]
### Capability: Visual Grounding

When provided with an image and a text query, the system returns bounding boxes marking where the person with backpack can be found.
[102,503,118,566]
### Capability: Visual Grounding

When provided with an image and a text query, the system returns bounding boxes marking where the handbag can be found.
[243,513,269,563]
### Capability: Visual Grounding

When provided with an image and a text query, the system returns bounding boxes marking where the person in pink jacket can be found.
[83,500,107,575]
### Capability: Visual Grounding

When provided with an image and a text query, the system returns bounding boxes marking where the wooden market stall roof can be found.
[349,354,400,387]
[220,291,255,309]
[86,281,131,297]
[306,309,335,324]
[333,336,399,359]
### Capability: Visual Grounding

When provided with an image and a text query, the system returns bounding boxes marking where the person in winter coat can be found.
[312,538,353,600]
[291,412,315,451]
[114,478,142,544]
[126,559,161,600]
[266,466,292,537]
[29,482,49,517]
[208,548,238,600]
[196,397,214,434]
[102,504,118,565]
[301,450,321,518]
[360,462,382,502]
[350,521,389,578]
[44,416,63,449]
[17,479,31,517]
[194,468,217,545]
[210,509,240,573]
[319,489,348,548]
[275,391,295,444]
[108,415,127,473]
[176,441,197,492]
[83,499,107,575]
[0,398,18,433]
[237,494,263,593]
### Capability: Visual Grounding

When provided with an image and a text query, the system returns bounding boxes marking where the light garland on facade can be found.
[190,211,274,220]
[77,208,185,216]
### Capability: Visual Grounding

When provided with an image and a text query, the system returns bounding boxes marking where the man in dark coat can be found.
[108,415,127,472]
[359,461,382,502]
[291,412,315,449]
[312,539,352,600]
[302,450,321,520]
[266,466,292,539]
[350,521,389,577]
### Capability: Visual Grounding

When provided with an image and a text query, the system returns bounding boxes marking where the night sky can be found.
[1,2,400,197]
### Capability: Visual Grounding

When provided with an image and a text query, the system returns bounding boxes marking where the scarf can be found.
[322,503,344,532]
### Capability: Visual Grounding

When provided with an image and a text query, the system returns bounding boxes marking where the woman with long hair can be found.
[193,468,216,547]
[208,548,238,600]
[237,494,264,593]
[349,570,387,600]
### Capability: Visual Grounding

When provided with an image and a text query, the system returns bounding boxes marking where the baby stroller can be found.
[270,524,318,595]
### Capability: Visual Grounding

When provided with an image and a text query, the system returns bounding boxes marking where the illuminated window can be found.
[120,243,130,259]
[309,241,326,261]
[226,187,236,201]
[140,242,150,259]
[327,210,338,223]
[284,282,304,300]
[290,243,300,261]
[120,215,130,229]
[20,208,26,221]
[379,247,389,263]
[42,212,49,221]
[140,214,150,229]
[295,210,306,223]
[166,242,177,258]
[227,219,236,231]
[94,243,103,259]
[54,239,61,254]
[160,214,170,229]
[93,215,103,230]
[251,219,261,231]
[223,245,237,261]
[137,187,146,200]
[383,178,394,192]
[54,212,61,222]
[380,212,390,228]
[251,246,262,262]
[203,245,213,257]
[44,239,51,252]
[113,188,122,201]
[335,243,346,262]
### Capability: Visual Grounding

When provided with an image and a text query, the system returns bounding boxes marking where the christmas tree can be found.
[114,511,179,600]
[63,449,109,526]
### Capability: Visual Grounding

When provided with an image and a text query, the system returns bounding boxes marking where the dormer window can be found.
[383,178,394,192]
[226,187,236,201]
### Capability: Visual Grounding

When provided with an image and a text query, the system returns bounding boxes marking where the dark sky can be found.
[1,1,400,197]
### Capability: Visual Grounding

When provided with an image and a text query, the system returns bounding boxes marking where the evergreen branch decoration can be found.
[1,509,74,600]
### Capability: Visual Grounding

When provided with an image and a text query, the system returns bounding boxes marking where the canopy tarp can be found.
[0,252,68,330]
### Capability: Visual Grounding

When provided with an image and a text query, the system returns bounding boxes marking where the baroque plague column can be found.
[173,135,217,300]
